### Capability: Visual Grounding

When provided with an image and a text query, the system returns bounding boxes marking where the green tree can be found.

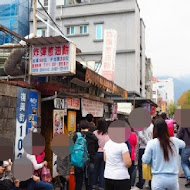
[187,90,190,104]
[167,101,177,117]
[178,90,190,106]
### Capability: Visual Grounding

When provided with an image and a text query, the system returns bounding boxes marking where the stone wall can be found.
[0,83,17,145]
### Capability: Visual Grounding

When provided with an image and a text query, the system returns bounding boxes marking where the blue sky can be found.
[138,0,190,78]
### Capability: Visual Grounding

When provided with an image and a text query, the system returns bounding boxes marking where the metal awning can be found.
[109,96,158,107]
[128,91,141,98]
[25,36,68,45]
[85,68,128,99]
[126,97,158,107]
[25,36,81,53]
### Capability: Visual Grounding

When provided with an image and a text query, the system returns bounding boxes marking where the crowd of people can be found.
[58,113,190,190]
[0,112,189,190]
[70,113,189,190]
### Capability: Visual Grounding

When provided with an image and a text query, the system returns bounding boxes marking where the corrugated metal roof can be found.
[109,96,158,107]
[25,36,68,45]
[25,36,81,53]
[85,68,128,99]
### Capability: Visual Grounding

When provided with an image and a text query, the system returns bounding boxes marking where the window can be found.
[80,25,88,34]
[44,0,48,7]
[96,24,103,40]
[37,29,46,37]
[66,26,75,35]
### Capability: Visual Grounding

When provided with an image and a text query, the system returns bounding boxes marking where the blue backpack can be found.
[71,132,88,168]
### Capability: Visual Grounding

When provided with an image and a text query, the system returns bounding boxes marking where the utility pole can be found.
[47,0,56,37]
[33,0,37,37]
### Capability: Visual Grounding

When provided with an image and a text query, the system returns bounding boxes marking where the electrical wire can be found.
[37,0,64,36]
[36,9,62,29]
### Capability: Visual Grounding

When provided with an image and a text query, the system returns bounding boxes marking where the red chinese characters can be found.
[33,48,39,56]
[62,45,69,55]
[55,46,61,55]
[67,98,80,110]
[48,46,54,56]
[40,47,47,56]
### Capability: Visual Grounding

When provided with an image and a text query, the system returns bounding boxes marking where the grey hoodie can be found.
[177,127,190,148]
[57,155,71,178]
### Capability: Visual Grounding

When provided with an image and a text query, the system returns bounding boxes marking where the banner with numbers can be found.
[15,87,38,159]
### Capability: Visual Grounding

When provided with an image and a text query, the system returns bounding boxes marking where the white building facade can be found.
[153,78,175,104]
[30,0,147,97]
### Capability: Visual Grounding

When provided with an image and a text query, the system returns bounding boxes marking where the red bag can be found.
[41,166,52,182]
[36,152,45,164]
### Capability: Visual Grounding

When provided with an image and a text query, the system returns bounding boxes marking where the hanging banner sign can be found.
[30,42,76,76]
[101,29,117,81]
[53,110,64,178]
[66,98,80,110]
[27,91,38,133]
[15,88,29,159]
[15,88,38,159]
[53,110,64,136]
[112,104,118,120]
[54,98,65,109]
[67,111,76,134]
[81,98,104,117]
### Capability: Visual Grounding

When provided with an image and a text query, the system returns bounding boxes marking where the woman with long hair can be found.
[142,118,185,190]
[93,119,110,190]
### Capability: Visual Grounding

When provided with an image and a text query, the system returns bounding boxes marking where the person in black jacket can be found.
[86,114,97,133]
[73,120,99,190]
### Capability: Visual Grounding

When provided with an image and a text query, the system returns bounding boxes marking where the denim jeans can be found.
[136,148,145,189]
[92,152,105,188]
[27,179,53,190]
[75,163,95,190]
[181,148,190,179]
[152,174,179,190]
[128,161,137,187]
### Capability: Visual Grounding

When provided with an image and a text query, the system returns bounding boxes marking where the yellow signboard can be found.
[67,111,76,134]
